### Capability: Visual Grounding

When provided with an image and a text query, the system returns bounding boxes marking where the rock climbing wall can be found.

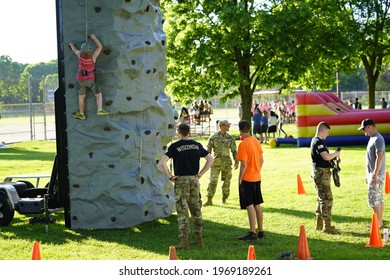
[61,0,175,229]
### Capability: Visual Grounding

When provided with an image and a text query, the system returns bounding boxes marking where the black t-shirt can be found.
[310,137,331,168]
[165,139,209,176]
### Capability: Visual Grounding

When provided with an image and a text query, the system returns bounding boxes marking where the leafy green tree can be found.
[20,60,57,102]
[0,56,27,103]
[265,0,359,92]
[332,67,367,92]
[161,1,359,121]
[162,0,274,122]
[40,73,59,102]
[341,0,390,108]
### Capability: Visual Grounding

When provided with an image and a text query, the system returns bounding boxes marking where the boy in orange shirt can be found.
[236,120,265,241]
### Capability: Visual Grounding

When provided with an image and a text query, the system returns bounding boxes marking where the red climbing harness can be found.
[76,55,95,81]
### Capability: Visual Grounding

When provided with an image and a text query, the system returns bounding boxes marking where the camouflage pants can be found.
[367,172,385,208]
[207,161,232,199]
[312,167,333,221]
[174,176,203,239]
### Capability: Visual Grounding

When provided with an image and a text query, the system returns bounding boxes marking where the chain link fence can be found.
[0,102,56,144]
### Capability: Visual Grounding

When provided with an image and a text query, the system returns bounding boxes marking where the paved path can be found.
[0,122,56,144]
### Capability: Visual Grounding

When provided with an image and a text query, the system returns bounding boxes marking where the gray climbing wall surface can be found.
[62,0,175,229]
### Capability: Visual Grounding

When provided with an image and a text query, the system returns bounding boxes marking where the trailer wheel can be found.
[0,192,14,226]
[17,180,35,189]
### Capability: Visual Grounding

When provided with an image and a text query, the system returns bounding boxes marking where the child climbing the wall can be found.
[69,34,109,120]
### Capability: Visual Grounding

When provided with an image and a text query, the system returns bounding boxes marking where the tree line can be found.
[161,0,390,122]
[0,55,58,104]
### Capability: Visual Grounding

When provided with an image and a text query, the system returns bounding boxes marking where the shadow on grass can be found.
[1,207,390,260]
[266,207,370,224]
[0,146,55,162]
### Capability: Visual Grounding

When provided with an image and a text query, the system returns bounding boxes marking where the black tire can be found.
[17,180,35,189]
[23,188,48,198]
[0,192,14,226]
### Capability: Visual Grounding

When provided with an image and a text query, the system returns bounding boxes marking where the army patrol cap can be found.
[219,120,231,127]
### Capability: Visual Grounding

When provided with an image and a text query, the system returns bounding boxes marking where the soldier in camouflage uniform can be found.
[203,120,239,206]
[160,122,213,249]
[310,122,341,234]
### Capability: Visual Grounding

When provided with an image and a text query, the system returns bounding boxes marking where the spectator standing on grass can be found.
[179,107,190,123]
[160,122,213,249]
[236,120,265,241]
[260,111,268,143]
[277,106,287,137]
[203,120,239,206]
[267,111,277,140]
[310,122,341,234]
[358,119,386,229]
[252,108,262,140]
[172,106,179,121]
[381,98,388,109]
[207,101,213,121]
[354,97,362,109]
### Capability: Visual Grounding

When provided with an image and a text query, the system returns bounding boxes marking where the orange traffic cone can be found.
[365,213,386,248]
[32,241,41,260]
[297,174,306,195]
[297,225,311,260]
[247,245,256,260]
[385,172,390,195]
[168,245,178,260]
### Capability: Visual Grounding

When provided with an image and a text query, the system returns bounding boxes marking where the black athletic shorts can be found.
[239,180,263,209]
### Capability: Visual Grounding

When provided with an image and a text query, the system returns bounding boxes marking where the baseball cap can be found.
[219,120,231,126]
[357,118,375,130]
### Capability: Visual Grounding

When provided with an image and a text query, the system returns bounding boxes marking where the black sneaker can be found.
[258,231,265,239]
[237,232,258,241]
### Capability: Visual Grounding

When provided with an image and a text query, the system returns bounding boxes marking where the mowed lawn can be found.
[0,135,389,260]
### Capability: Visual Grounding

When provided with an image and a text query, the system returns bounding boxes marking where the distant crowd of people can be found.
[248,100,294,143]
[347,97,389,109]
[173,100,214,125]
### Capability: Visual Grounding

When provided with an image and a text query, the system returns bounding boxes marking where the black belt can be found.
[78,69,94,76]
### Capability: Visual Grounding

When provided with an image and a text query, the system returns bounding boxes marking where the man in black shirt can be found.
[160,122,213,249]
[310,122,341,234]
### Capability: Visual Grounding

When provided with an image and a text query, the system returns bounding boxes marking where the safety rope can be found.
[85,0,88,42]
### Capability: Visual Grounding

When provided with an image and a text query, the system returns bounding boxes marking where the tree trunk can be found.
[239,82,253,129]
[361,54,381,109]
[367,77,376,109]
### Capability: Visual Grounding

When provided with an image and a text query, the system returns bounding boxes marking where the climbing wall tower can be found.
[55,0,175,229]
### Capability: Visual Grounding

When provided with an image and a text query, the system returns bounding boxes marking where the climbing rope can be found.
[85,0,88,42]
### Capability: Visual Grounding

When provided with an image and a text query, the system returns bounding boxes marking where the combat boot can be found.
[175,236,189,249]
[322,220,341,235]
[190,233,204,247]
[203,196,213,206]
[316,215,323,231]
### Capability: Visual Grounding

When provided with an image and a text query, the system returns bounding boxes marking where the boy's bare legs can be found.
[95,92,109,115]
[254,204,263,232]
[95,92,103,111]
[79,94,86,114]
[246,204,257,233]
[373,202,384,227]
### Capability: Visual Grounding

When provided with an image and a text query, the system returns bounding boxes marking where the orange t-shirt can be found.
[237,136,263,182]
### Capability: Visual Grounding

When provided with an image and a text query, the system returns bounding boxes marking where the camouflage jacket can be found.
[206,132,238,164]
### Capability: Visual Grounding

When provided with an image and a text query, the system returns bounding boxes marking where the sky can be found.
[0,0,57,64]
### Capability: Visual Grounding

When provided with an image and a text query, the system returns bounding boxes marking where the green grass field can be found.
[0,134,389,260]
